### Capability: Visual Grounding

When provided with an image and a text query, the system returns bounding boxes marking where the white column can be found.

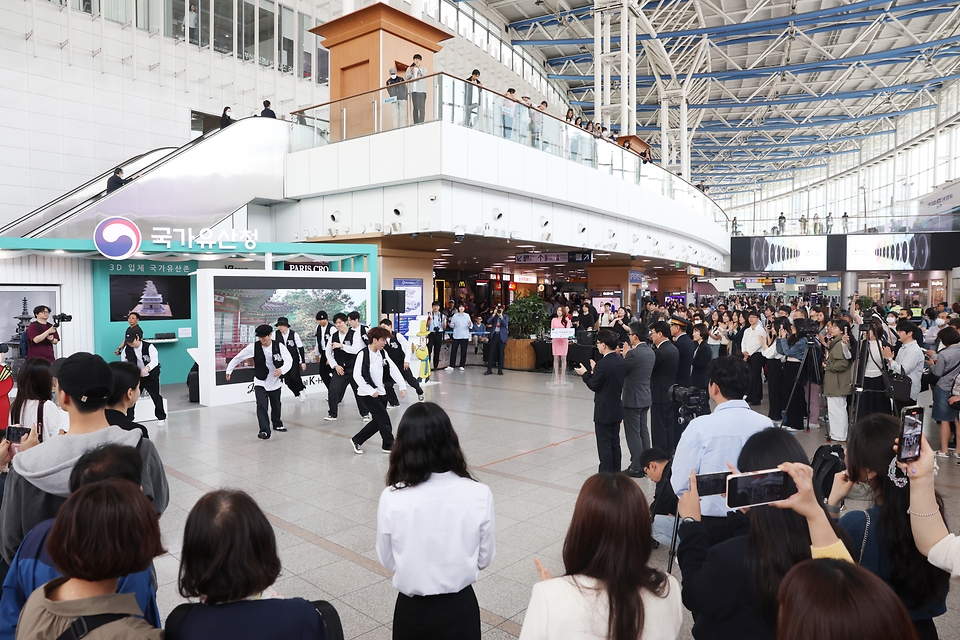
[619,4,628,132]
[679,93,689,180]
[660,98,669,166]
[593,9,602,126]
[254,0,260,104]
[602,14,611,129]
[627,11,636,135]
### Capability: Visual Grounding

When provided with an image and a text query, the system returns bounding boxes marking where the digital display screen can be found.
[109,275,192,321]
[846,234,931,270]
[748,236,827,271]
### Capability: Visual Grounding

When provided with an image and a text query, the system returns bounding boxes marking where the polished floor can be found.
[148,353,960,639]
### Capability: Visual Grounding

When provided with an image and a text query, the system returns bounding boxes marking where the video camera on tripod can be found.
[669,384,709,426]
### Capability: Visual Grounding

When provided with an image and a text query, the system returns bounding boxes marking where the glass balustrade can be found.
[290,73,730,232]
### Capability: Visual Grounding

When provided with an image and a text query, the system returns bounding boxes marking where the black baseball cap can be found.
[255,324,273,337]
[275,317,290,327]
[315,311,328,321]
[124,330,140,343]
[49,357,67,379]
[57,353,113,403]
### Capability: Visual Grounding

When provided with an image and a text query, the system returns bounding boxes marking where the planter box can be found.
[504,338,536,371]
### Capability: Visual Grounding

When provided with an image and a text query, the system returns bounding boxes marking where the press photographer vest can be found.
[252,340,285,381]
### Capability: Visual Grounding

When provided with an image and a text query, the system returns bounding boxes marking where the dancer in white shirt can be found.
[350,327,406,454]
[376,402,495,640]
[226,324,292,440]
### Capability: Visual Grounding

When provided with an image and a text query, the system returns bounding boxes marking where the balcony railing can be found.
[290,73,729,231]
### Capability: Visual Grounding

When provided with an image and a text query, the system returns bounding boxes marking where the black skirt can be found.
[393,584,480,640]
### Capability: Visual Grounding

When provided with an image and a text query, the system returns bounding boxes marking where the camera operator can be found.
[760,318,785,424]
[882,320,924,414]
[25,306,60,364]
[671,357,772,543]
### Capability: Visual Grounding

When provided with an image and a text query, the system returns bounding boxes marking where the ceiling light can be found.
[435,248,447,252]
[516,245,536,248]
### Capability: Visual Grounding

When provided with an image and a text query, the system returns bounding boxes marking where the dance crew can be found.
[226,324,292,439]
[274,317,307,403]
[324,313,371,422]
[350,326,407,454]
[379,319,426,404]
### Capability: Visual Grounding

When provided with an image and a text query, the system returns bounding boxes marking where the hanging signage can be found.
[514,251,594,264]
[798,276,820,285]
[629,270,644,284]
[149,227,259,251]
[686,266,705,276]
[568,251,594,263]
[284,262,330,271]
[514,274,538,284]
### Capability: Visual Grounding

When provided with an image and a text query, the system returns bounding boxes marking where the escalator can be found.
[2,117,291,240]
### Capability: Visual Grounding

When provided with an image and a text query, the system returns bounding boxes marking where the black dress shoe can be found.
[258,432,270,440]
[483,371,493,376]
[497,371,503,375]
[273,425,287,432]
[625,469,644,478]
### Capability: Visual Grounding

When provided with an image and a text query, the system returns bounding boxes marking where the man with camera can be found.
[574,329,626,473]
[484,304,509,376]
[25,306,60,364]
[671,357,772,540]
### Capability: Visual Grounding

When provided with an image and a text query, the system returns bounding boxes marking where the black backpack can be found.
[19,329,29,358]
[811,444,845,501]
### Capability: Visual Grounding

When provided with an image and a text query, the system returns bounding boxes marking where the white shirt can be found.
[888,339,924,400]
[226,341,293,391]
[392,332,414,366]
[15,399,70,441]
[376,471,496,597]
[326,326,366,365]
[519,575,683,640]
[316,323,334,355]
[740,323,766,356]
[353,347,407,397]
[124,343,159,373]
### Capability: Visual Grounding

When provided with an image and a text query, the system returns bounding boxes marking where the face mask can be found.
[390,74,396,79]
[226,111,231,116]
[936,318,946,326]
[887,317,896,325]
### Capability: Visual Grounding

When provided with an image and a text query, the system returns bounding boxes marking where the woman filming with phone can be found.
[826,415,949,640]
[676,428,851,640]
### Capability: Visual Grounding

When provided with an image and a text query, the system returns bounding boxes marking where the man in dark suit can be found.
[671,315,695,387]
[106,168,133,193]
[261,99,277,118]
[484,304,509,375]
[575,329,626,473]
[622,321,655,477]
[650,320,680,454]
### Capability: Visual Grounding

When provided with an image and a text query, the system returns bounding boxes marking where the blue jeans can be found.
[652,514,676,547]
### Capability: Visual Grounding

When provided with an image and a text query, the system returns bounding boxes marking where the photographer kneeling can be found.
[671,356,773,545]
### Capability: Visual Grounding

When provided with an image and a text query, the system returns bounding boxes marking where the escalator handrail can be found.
[22,116,283,238]
[0,147,176,236]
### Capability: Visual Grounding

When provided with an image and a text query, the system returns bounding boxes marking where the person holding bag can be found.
[882,321,925,415]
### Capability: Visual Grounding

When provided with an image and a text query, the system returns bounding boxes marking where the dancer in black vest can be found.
[378,319,425,405]
[324,312,371,422]
[314,310,335,390]
[274,317,306,403]
[226,324,292,439]
[121,330,166,425]
[350,326,407,454]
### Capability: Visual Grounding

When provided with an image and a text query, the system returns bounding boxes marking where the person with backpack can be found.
[24,306,59,364]
[225,325,292,440]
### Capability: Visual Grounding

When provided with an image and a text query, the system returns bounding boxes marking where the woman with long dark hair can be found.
[519,473,681,640]
[677,428,851,639]
[827,415,949,640]
[778,559,918,640]
[10,357,69,442]
[377,402,495,640]
[776,319,808,430]
[551,305,570,375]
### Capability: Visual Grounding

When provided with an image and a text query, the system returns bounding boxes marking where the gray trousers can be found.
[623,406,651,472]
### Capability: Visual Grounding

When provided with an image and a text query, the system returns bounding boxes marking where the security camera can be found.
[630,255,637,259]
[455,233,465,242]
[411,233,419,239]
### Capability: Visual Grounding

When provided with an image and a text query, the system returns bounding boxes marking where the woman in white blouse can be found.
[520,473,683,640]
[9,358,69,442]
[376,402,495,640]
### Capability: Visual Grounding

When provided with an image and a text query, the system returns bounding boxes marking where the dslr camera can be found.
[670,384,710,427]
[51,313,73,327]
[793,318,820,339]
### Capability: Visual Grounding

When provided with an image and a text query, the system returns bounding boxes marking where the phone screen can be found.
[726,469,797,509]
[696,471,731,497]
[898,405,924,462]
[3,425,30,445]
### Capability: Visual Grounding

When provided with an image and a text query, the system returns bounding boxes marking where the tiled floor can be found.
[149,354,960,639]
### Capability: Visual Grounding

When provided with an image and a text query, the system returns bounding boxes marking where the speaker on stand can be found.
[381,290,406,331]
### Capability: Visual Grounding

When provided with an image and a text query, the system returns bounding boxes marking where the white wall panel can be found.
[338,137,371,191]
[369,129,406,185]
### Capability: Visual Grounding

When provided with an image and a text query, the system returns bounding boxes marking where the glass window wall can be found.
[212,0,232,53]
[278,5,294,72]
[239,0,255,61]
[259,0,275,68]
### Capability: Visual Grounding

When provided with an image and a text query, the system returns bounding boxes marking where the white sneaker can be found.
[157,420,166,427]
[417,394,424,402]
[459,367,465,371]
[324,414,337,421]
[362,414,373,423]
[936,450,952,458]
[298,395,305,403]
[350,440,363,455]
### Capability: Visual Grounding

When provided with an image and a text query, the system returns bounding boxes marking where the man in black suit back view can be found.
[649,321,680,454]
[574,329,627,473]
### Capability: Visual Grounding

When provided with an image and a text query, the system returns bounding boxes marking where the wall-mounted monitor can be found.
[746,236,827,271]
[109,274,193,321]
[847,233,931,270]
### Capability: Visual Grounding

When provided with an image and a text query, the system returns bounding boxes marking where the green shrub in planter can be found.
[507,294,550,340]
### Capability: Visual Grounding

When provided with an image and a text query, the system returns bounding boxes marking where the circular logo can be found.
[93,217,142,260]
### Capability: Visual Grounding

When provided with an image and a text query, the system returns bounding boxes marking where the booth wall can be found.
[92,261,199,384]
[0,255,95,356]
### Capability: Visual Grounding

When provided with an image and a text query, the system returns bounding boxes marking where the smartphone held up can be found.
[726,468,797,509]
[897,405,924,463]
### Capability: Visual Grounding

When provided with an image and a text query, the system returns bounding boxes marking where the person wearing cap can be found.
[275,317,307,404]
[385,66,408,129]
[405,53,427,124]
[0,353,169,570]
[120,331,166,426]
[670,315,695,388]
[113,312,142,357]
[350,326,407,454]
[225,325,293,440]
[315,311,334,390]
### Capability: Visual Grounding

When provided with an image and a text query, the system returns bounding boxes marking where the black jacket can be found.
[678,517,772,640]
[674,333,695,387]
[581,352,626,424]
[651,460,678,516]
[104,409,149,439]
[691,341,713,390]
[106,175,131,193]
[651,340,680,404]
[261,108,277,118]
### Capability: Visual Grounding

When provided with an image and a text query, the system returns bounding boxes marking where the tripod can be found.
[782,336,823,431]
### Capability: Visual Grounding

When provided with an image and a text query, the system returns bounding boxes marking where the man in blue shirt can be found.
[671,356,772,540]
[0,444,161,639]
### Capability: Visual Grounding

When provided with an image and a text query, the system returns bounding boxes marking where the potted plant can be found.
[504,294,550,370]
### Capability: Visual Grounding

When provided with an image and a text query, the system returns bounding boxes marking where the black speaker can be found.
[381,290,406,314]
